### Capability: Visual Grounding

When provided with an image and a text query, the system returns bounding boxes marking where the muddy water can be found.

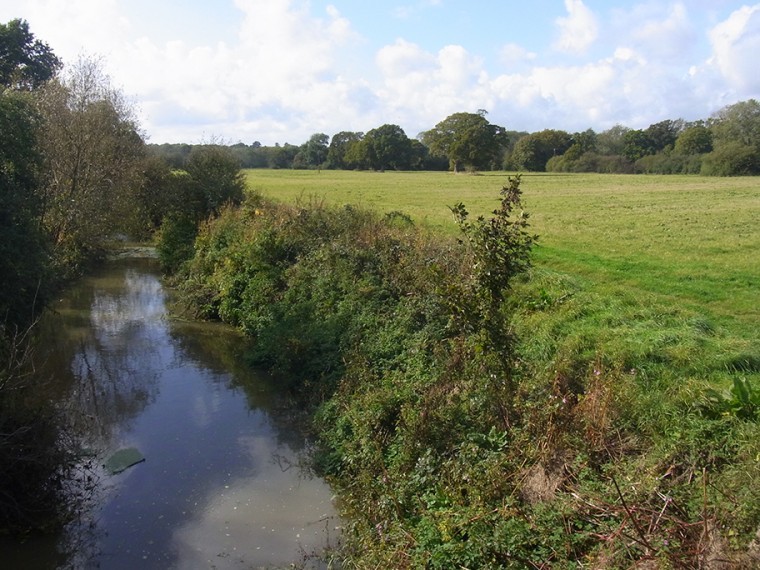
[2,256,339,569]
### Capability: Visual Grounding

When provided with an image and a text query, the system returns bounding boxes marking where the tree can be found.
[35,56,145,273]
[266,143,299,169]
[511,129,572,171]
[644,119,684,153]
[0,90,49,328]
[710,99,760,150]
[184,144,245,218]
[296,133,329,169]
[561,129,597,162]
[701,141,760,176]
[327,131,363,169]
[622,129,656,161]
[0,19,61,90]
[674,125,713,155]
[596,124,630,156]
[701,100,760,176]
[422,111,507,173]
[362,124,413,171]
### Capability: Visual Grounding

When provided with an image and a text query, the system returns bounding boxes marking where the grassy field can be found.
[245,169,760,332]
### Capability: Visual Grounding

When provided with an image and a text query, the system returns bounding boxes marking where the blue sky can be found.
[2,1,759,145]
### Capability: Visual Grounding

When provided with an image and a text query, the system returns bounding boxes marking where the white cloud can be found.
[707,4,760,93]
[553,0,599,54]
[375,40,491,132]
[499,43,537,68]
[631,3,696,61]
[2,0,130,63]
[609,2,698,64]
[124,0,366,142]
[2,0,758,144]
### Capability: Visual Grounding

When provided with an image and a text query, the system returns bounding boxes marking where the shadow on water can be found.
[1,256,339,569]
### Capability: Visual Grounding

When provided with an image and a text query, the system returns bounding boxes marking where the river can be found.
[1,255,339,569]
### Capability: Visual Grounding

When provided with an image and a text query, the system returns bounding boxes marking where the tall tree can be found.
[674,125,713,155]
[362,124,413,171]
[511,129,572,171]
[35,56,145,272]
[0,91,48,328]
[184,144,245,219]
[596,124,630,156]
[296,133,329,169]
[645,119,684,153]
[0,19,61,90]
[703,99,760,175]
[622,129,656,161]
[327,131,363,169]
[421,111,507,173]
[710,99,760,149]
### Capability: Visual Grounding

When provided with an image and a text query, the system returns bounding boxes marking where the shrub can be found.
[701,142,760,176]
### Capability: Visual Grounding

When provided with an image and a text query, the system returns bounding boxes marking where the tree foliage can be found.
[422,111,507,172]
[596,124,630,156]
[710,99,760,149]
[701,141,760,176]
[448,176,536,424]
[674,124,713,155]
[34,56,145,273]
[148,97,760,176]
[327,131,363,169]
[361,124,413,171]
[294,133,329,169]
[0,90,48,329]
[184,144,245,218]
[644,119,683,153]
[512,129,572,171]
[0,19,61,90]
[622,129,656,161]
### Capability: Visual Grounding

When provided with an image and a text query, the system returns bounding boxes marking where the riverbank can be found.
[166,180,760,568]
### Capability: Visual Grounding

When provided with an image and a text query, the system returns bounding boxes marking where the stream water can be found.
[1,255,339,569]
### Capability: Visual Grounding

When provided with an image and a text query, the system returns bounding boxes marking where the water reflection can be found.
[9,257,338,569]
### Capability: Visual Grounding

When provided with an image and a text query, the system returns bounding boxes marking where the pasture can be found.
[244,170,760,331]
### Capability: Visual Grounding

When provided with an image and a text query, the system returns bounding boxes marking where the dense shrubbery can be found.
[169,179,760,567]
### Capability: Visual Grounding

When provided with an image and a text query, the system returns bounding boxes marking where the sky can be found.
[2,0,759,145]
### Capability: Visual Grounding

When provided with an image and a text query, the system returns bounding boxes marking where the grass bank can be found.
[167,172,760,567]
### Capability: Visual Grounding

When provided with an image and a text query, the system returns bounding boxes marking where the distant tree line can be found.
[150,102,760,177]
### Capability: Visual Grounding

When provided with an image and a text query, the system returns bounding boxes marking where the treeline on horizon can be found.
[150,98,760,176]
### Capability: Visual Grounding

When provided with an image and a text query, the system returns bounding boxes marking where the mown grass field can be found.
[245,170,760,334]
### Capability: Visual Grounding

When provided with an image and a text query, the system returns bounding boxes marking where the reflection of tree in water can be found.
[167,322,315,456]
[32,262,168,567]
[61,267,167,451]
[31,258,329,568]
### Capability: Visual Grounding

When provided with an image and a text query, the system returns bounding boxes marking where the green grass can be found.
[245,170,760,332]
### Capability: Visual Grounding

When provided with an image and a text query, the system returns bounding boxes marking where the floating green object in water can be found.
[104,447,145,474]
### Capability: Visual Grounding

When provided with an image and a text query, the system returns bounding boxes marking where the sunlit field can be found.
[245,169,760,331]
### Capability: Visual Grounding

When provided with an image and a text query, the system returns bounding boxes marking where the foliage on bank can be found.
[168,178,760,568]
[1,21,146,534]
